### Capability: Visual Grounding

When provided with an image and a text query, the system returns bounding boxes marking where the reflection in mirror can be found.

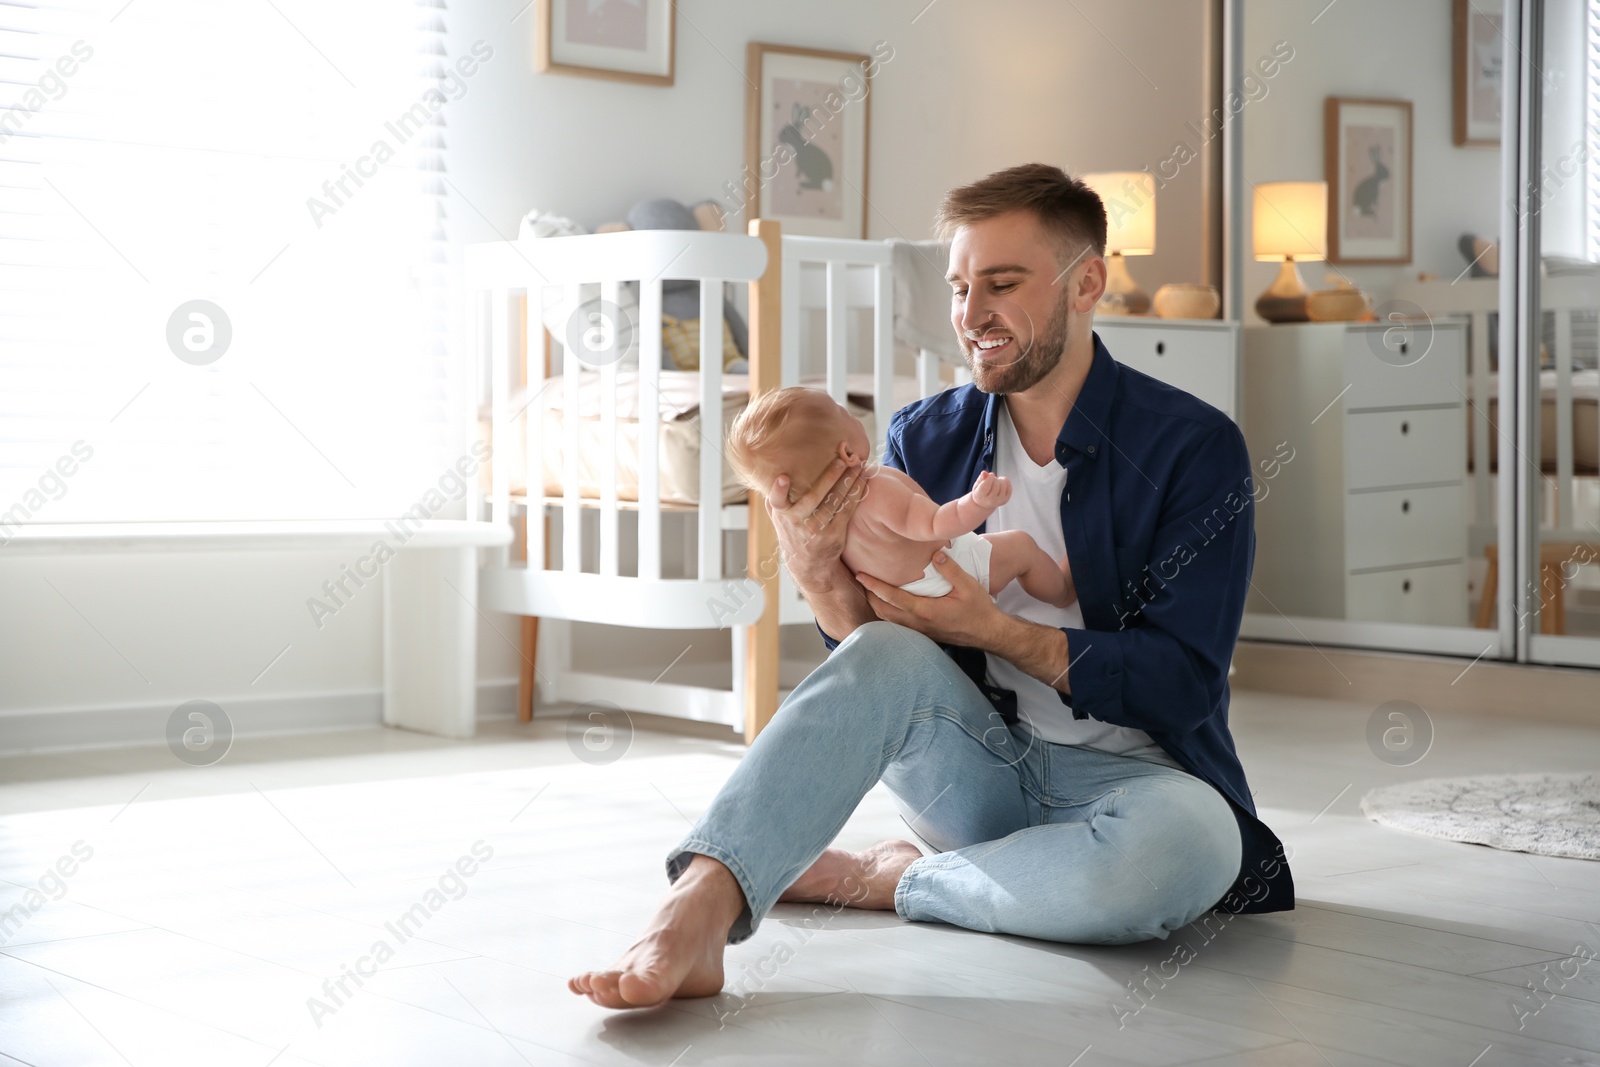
[1237,0,1509,641]
[1530,0,1600,657]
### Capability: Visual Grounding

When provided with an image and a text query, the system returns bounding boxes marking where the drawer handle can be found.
[1400,421,1409,435]
[1155,341,1166,356]
[1401,499,1410,513]
[1402,579,1412,593]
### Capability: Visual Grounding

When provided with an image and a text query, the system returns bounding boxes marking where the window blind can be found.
[0,0,456,524]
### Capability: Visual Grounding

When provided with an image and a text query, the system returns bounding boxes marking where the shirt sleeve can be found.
[1060,420,1255,734]
[816,412,911,652]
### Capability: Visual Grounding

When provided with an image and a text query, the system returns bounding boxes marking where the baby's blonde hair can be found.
[726,387,845,504]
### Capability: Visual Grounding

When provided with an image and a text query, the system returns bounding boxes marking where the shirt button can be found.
[1087,444,1097,455]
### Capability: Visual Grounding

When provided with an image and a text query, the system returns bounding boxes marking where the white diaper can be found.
[896,531,992,598]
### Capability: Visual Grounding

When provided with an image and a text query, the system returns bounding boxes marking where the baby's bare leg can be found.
[982,531,1077,608]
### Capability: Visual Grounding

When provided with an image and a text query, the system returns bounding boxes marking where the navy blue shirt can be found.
[820,332,1294,916]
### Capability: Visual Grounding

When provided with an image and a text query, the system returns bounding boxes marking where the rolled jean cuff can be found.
[666,839,762,944]
[893,853,942,922]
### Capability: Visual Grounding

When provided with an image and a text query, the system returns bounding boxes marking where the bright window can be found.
[0,0,460,524]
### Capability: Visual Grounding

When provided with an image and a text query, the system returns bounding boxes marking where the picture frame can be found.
[744,42,877,240]
[1453,0,1503,146]
[535,0,674,86]
[1324,96,1413,265]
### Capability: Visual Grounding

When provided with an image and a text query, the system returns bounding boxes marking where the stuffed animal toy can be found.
[518,209,585,241]
[523,198,749,373]
[615,197,748,373]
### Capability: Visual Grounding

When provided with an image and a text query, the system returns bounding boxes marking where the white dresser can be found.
[1095,318,1240,419]
[1242,321,1469,626]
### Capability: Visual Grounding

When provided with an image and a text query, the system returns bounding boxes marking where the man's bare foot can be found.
[568,855,745,1009]
[778,839,923,910]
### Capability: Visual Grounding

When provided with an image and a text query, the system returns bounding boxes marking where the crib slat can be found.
[526,288,545,574]
[639,279,663,580]
[490,289,511,528]
[1471,310,1493,534]
[562,284,581,574]
[699,279,724,582]
[826,261,848,402]
[872,263,894,460]
[599,280,621,577]
[1555,308,1575,528]
[781,250,801,389]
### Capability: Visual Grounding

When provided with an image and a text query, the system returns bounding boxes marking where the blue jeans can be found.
[667,621,1243,946]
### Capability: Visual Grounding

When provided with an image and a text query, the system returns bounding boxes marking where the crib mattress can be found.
[500,371,924,507]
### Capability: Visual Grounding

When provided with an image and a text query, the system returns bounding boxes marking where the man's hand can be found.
[767,457,868,587]
[856,549,1006,649]
[970,470,1011,510]
[769,458,878,642]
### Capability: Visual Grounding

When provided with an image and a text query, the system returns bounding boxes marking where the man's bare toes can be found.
[584,970,629,1009]
[616,968,672,1007]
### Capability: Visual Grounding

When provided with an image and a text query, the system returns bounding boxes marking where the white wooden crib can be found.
[464,221,955,740]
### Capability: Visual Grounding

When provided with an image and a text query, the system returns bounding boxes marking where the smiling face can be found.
[946,209,1102,395]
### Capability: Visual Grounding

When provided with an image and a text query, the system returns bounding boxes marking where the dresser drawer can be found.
[1345,484,1465,570]
[1102,323,1237,418]
[1344,407,1465,489]
[1343,324,1463,410]
[1346,562,1468,626]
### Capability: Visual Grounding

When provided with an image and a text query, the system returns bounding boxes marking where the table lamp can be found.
[1084,171,1155,316]
[1253,180,1327,323]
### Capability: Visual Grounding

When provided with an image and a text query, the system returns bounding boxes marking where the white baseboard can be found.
[0,680,519,756]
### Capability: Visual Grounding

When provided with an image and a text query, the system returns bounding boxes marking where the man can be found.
[570,163,1293,1010]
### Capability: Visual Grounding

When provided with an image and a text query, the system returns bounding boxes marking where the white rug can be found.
[1360,772,1600,861]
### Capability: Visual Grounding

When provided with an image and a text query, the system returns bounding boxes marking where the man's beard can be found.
[962,285,1072,395]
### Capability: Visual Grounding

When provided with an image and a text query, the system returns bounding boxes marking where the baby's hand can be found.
[971,470,1011,509]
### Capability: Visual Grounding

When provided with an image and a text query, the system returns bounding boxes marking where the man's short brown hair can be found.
[933,163,1108,266]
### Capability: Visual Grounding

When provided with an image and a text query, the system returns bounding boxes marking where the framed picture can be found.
[1453,0,1503,146]
[744,42,876,239]
[1324,96,1413,265]
[535,0,674,86]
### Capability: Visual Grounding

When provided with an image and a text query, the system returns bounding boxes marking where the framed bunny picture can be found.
[744,42,887,239]
[1324,96,1413,265]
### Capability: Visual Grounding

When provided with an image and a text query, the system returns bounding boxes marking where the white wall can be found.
[447,0,1211,290]
[1241,0,1504,319]
[0,0,1215,747]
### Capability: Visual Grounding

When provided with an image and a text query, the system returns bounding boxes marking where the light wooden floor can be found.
[2,688,1599,1066]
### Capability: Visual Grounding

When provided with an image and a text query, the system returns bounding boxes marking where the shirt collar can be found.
[978,330,1118,468]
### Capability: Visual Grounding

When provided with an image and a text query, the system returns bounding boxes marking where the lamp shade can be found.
[1084,171,1155,256]
[1253,181,1327,261]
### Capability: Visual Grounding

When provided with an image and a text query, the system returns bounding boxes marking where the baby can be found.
[726,387,1075,608]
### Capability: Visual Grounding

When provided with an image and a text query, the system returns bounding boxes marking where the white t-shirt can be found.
[984,401,1182,769]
